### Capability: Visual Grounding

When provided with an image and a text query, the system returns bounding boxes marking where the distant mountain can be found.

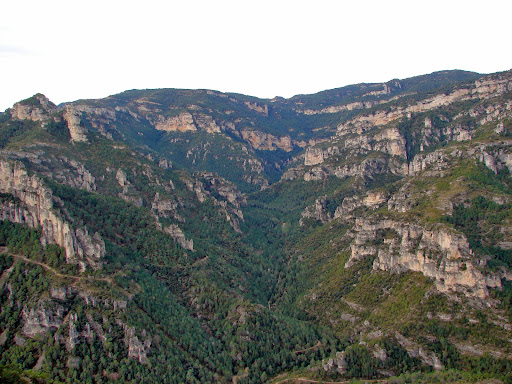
[0,69,511,383]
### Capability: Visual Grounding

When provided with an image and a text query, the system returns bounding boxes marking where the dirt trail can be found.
[293,340,323,354]
[0,246,112,284]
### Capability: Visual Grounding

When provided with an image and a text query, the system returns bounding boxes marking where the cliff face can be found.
[63,106,89,142]
[240,129,294,152]
[153,112,197,132]
[22,299,65,337]
[298,139,512,300]
[346,218,501,299]
[1,69,512,382]
[335,74,512,134]
[300,156,406,182]
[181,172,246,232]
[300,196,332,225]
[304,126,407,167]
[162,223,194,251]
[295,70,512,304]
[19,285,138,363]
[10,94,57,122]
[0,159,105,270]
[295,71,512,185]
[3,150,98,192]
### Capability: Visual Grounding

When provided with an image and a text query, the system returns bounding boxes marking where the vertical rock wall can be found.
[0,159,105,270]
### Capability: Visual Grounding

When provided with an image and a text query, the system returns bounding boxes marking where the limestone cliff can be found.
[304,126,407,166]
[10,94,57,122]
[394,333,444,370]
[1,151,97,192]
[304,146,339,166]
[124,326,152,364]
[152,192,183,221]
[18,283,140,364]
[345,218,503,299]
[300,196,332,225]
[406,141,512,178]
[244,101,269,116]
[194,113,222,133]
[182,172,246,232]
[240,129,294,152]
[334,191,387,220]
[63,104,119,141]
[296,71,512,182]
[336,73,512,134]
[302,100,378,115]
[153,112,197,132]
[164,224,194,251]
[302,156,406,182]
[22,300,65,337]
[63,106,89,142]
[0,158,105,270]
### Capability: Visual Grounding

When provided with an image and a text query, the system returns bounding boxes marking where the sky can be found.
[1,0,511,111]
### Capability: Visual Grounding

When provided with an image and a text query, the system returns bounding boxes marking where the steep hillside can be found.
[0,69,511,383]
[54,70,483,192]
[273,69,512,380]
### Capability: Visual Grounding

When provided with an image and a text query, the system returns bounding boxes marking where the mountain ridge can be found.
[0,68,511,383]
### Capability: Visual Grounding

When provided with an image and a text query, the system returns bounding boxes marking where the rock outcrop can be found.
[153,112,197,132]
[114,168,144,207]
[10,94,57,122]
[297,71,512,181]
[309,156,405,181]
[152,192,182,221]
[164,224,194,251]
[194,113,222,133]
[241,129,294,152]
[305,126,407,167]
[304,146,340,166]
[244,101,269,116]
[346,218,502,298]
[404,142,512,179]
[334,191,387,220]
[124,326,151,364]
[335,73,512,134]
[0,159,105,270]
[322,351,347,374]
[300,196,332,225]
[1,151,97,192]
[63,106,88,142]
[63,104,118,140]
[182,172,246,232]
[22,300,65,337]
[302,100,378,115]
[199,172,247,209]
[56,158,97,191]
[395,333,444,370]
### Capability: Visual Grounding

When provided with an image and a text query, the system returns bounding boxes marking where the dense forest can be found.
[0,69,511,383]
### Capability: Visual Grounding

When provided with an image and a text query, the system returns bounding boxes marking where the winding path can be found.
[293,340,323,354]
[0,246,112,284]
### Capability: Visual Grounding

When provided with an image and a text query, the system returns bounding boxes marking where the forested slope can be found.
[0,69,511,383]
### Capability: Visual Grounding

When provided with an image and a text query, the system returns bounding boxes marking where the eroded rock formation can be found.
[0,159,105,270]
[346,218,502,298]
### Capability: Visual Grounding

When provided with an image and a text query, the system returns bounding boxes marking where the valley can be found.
[0,69,511,383]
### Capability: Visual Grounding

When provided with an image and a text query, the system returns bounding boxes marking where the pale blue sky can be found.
[1,0,511,110]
